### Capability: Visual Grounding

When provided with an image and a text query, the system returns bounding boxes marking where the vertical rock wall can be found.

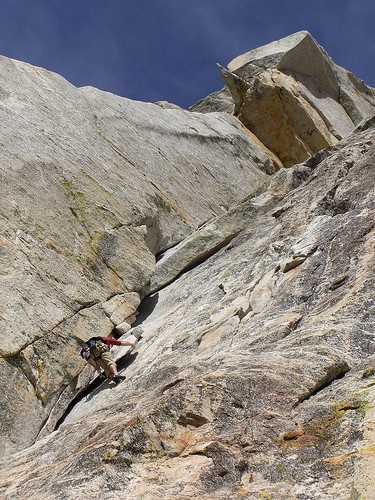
[0,33,374,499]
[0,54,273,455]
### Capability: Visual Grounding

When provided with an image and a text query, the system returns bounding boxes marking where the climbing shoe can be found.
[112,375,126,385]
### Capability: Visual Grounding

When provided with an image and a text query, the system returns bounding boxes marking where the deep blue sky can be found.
[0,0,374,109]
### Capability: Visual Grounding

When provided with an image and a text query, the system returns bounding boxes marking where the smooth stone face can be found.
[0,51,271,455]
[1,111,373,500]
[0,34,374,500]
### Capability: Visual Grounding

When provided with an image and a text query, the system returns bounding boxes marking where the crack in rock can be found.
[292,360,350,408]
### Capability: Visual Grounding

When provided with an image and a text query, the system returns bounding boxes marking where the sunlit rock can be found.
[0,34,374,500]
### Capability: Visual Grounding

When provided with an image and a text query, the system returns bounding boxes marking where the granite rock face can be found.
[0,53,273,455]
[0,33,374,499]
[192,31,375,167]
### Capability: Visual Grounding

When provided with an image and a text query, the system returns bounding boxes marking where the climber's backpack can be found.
[87,337,110,360]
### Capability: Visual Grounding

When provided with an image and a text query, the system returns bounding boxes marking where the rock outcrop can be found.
[0,32,374,499]
[192,31,375,167]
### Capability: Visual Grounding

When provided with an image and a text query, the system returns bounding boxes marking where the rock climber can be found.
[80,336,136,384]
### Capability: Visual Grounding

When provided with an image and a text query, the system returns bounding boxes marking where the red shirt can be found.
[101,337,123,346]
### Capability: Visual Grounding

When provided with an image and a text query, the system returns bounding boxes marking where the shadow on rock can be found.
[133,293,159,326]
[117,351,139,372]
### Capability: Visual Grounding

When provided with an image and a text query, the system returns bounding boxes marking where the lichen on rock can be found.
[0,32,374,500]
